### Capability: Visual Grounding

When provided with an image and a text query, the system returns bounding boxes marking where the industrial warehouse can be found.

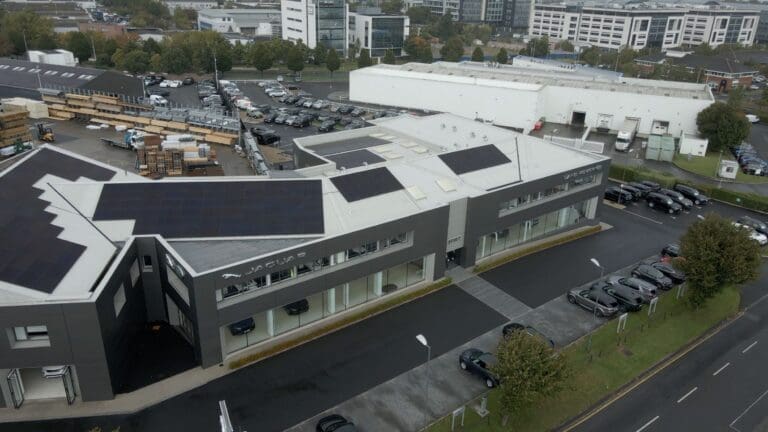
[0,113,608,407]
[349,60,715,137]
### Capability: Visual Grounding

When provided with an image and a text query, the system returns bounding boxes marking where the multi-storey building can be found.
[281,0,348,53]
[423,0,461,21]
[530,3,759,50]
[348,9,410,57]
[197,8,282,38]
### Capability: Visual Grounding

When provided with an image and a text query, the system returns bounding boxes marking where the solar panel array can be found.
[330,167,404,202]
[93,181,324,238]
[326,149,385,169]
[0,149,115,293]
[438,144,512,175]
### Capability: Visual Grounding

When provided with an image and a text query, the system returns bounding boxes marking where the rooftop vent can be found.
[452,126,457,132]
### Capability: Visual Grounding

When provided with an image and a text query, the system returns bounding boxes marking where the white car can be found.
[733,222,768,246]
[235,98,252,110]
[169,80,182,88]
[158,80,171,88]
[746,114,760,124]
[750,85,760,91]
[268,90,286,98]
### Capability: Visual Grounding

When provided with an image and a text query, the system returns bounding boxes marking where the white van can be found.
[149,94,167,106]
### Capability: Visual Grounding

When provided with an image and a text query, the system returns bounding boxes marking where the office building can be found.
[198,8,282,38]
[348,9,410,57]
[281,0,347,54]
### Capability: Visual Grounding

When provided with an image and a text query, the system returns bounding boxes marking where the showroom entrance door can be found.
[61,366,76,405]
[6,369,24,408]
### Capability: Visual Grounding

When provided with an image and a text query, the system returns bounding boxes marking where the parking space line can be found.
[713,362,731,376]
[730,388,768,431]
[635,415,660,432]
[742,341,758,354]
[677,387,697,403]
[620,209,664,225]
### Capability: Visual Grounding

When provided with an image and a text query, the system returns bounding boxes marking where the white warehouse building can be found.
[349,61,714,137]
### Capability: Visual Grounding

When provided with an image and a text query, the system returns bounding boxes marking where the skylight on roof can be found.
[406,185,426,200]
[436,178,457,192]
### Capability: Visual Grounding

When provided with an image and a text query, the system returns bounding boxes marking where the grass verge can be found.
[672,153,768,185]
[426,286,741,432]
[229,277,453,370]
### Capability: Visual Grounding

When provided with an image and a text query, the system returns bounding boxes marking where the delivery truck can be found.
[614,118,639,152]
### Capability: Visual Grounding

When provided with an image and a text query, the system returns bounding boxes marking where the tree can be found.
[471,46,484,62]
[521,36,549,58]
[382,49,396,64]
[407,6,432,24]
[286,45,305,74]
[160,44,191,74]
[418,45,433,63]
[580,46,601,65]
[231,41,247,66]
[496,47,508,64]
[696,102,750,152]
[678,214,761,308]
[357,48,373,68]
[492,330,572,425]
[727,86,746,111]
[326,47,340,77]
[694,42,715,56]
[435,13,456,41]
[173,8,197,30]
[149,53,162,72]
[143,38,161,56]
[312,44,327,65]
[65,32,93,62]
[381,0,404,14]
[0,11,57,55]
[440,36,464,62]
[250,43,273,76]
[122,50,150,74]
[557,40,575,52]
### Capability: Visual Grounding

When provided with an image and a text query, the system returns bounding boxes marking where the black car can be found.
[293,115,312,128]
[339,117,353,126]
[660,188,693,210]
[284,299,309,315]
[627,181,652,197]
[618,184,642,201]
[502,323,555,348]
[604,186,634,204]
[459,348,499,388]
[338,105,354,114]
[592,281,643,312]
[646,192,682,214]
[147,88,170,97]
[263,112,279,123]
[641,180,661,192]
[632,264,673,290]
[228,317,255,335]
[661,243,680,258]
[345,122,365,130]
[673,184,709,205]
[318,120,336,132]
[650,261,686,284]
[316,414,356,432]
[737,216,768,236]
[255,132,280,146]
[351,107,366,117]
[182,77,195,85]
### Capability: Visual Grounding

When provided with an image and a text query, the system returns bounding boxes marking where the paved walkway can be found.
[457,275,532,320]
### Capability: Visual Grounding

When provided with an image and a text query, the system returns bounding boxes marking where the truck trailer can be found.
[615,118,639,152]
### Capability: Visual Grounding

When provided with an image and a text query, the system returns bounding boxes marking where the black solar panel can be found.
[326,149,385,169]
[93,181,324,238]
[330,167,404,202]
[314,136,390,156]
[0,149,115,293]
[438,144,511,175]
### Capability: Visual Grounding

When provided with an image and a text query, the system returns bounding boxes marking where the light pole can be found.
[415,334,431,429]
[697,214,705,221]
[590,258,604,279]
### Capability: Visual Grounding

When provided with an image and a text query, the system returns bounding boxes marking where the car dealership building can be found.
[0,114,608,408]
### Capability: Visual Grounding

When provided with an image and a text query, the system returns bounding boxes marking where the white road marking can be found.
[636,415,660,432]
[713,362,731,376]
[742,341,758,354]
[620,209,664,225]
[677,387,698,403]
[730,388,768,431]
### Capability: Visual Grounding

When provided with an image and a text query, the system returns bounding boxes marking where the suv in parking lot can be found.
[737,216,768,236]
[502,323,555,348]
[673,184,708,205]
[567,288,620,317]
[660,188,693,210]
[606,276,657,303]
[632,264,673,290]
[604,186,633,204]
[646,192,682,214]
[592,281,643,312]
[459,348,499,388]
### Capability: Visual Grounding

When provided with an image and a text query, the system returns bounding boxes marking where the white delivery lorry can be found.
[615,118,639,151]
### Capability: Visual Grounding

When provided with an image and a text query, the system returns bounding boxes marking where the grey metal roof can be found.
[674,54,758,74]
[169,238,315,272]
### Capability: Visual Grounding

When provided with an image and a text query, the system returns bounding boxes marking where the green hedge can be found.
[610,163,768,213]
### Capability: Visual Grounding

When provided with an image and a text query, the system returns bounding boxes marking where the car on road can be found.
[737,216,768,236]
[316,414,357,432]
[318,120,336,132]
[284,299,309,315]
[673,184,709,205]
[650,261,686,284]
[660,188,693,210]
[661,243,681,258]
[641,180,661,192]
[746,114,760,123]
[606,276,657,303]
[732,222,768,246]
[631,264,673,290]
[646,192,682,214]
[502,323,555,348]
[604,186,634,204]
[228,317,255,335]
[459,348,500,388]
[592,281,643,312]
[567,287,620,317]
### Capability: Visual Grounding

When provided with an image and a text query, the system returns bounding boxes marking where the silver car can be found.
[567,287,620,318]
[606,276,657,303]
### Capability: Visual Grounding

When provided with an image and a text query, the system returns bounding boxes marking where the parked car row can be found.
[604,181,709,215]
[730,142,767,176]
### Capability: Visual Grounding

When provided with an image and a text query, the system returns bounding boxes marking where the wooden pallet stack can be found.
[0,109,32,149]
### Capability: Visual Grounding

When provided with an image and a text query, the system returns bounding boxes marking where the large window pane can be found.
[507,223,522,247]
[384,262,408,292]
[530,217,546,239]
[544,210,560,233]
[273,303,300,335]
[348,277,367,307]
[299,292,324,326]
[222,310,269,355]
[489,229,508,255]
[323,286,346,316]
[406,258,425,286]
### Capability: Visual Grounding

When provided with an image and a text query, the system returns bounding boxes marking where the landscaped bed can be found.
[673,153,768,184]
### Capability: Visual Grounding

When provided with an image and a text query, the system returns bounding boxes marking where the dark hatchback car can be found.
[316,414,356,432]
[502,323,555,348]
[459,348,499,388]
[627,181,652,197]
[618,184,643,200]
[660,188,693,210]
[284,299,309,315]
[606,276,657,303]
[737,216,768,236]
[646,192,682,214]
[228,317,255,335]
[182,77,195,85]
[604,186,634,204]
[318,120,336,132]
[641,180,661,192]
[661,243,680,258]
[567,288,620,317]
[263,112,279,123]
[674,184,709,205]
[650,261,686,284]
[632,264,673,290]
[592,281,643,312]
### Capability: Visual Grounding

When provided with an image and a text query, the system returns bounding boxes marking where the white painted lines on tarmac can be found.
[635,415,660,432]
[742,341,758,354]
[729,388,768,432]
[677,387,698,403]
[713,362,731,376]
[620,209,664,225]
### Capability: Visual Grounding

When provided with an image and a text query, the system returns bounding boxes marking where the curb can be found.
[557,309,743,431]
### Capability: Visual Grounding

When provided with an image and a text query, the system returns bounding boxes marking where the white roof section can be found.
[357,61,713,100]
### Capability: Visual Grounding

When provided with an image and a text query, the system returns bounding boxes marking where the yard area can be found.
[426,287,741,432]
[673,153,768,184]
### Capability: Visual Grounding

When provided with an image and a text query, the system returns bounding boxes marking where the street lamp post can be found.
[415,334,431,429]
[590,258,604,279]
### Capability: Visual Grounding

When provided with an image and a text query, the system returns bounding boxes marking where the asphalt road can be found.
[0,286,506,432]
[573,267,768,432]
